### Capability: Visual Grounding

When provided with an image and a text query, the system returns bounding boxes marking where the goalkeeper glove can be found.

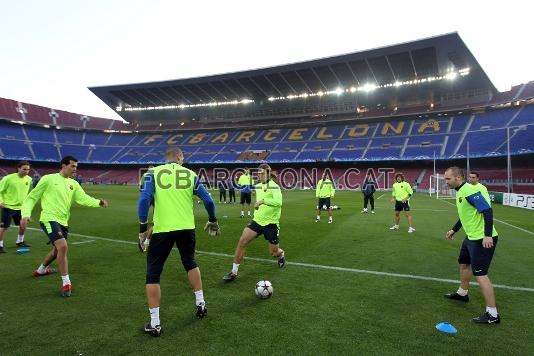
[138,223,151,252]
[204,221,221,236]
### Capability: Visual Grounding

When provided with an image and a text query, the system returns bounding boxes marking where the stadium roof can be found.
[90,32,497,124]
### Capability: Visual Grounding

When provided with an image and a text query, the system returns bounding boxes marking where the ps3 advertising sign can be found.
[503,193,534,210]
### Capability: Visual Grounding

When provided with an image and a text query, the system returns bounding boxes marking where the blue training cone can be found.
[435,322,457,334]
[17,248,30,254]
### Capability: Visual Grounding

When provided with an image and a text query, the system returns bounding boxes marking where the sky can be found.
[1,0,533,121]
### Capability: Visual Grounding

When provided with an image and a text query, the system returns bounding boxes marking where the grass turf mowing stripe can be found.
[27,227,534,293]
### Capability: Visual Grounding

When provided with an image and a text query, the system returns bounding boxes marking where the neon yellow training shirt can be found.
[472,182,491,206]
[253,180,282,227]
[316,179,335,198]
[0,173,32,210]
[456,183,497,240]
[150,163,197,233]
[392,181,413,201]
[21,173,101,226]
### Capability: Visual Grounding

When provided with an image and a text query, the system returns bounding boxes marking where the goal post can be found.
[429,174,456,199]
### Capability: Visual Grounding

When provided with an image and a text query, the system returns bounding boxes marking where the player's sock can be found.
[0,240,3,248]
[457,287,468,296]
[486,306,498,317]
[194,290,205,306]
[16,235,24,243]
[37,264,47,273]
[247,211,251,216]
[149,307,160,327]
[316,215,320,220]
[61,274,71,286]
[328,217,333,222]
[232,263,240,274]
[240,210,244,216]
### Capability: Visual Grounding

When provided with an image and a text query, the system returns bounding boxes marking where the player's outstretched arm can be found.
[73,182,103,208]
[194,177,217,222]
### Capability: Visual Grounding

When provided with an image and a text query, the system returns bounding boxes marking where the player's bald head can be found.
[445,166,464,179]
[165,146,184,163]
[444,166,465,189]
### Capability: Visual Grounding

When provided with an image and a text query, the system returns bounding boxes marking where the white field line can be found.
[440,199,534,236]
[71,240,96,245]
[373,206,449,212]
[27,227,534,293]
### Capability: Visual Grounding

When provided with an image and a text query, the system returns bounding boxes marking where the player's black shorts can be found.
[0,208,22,228]
[39,221,69,244]
[317,197,331,210]
[394,200,410,211]
[240,192,252,204]
[458,236,498,276]
[146,229,197,284]
[247,220,280,245]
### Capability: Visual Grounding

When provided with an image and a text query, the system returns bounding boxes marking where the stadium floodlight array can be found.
[268,68,471,103]
[118,98,254,112]
[115,68,470,112]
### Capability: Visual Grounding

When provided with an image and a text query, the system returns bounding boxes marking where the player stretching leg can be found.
[20,156,108,297]
[223,164,284,281]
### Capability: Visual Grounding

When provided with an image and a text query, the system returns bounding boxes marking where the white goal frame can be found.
[429,174,456,199]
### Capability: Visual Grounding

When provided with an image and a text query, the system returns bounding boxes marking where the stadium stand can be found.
[1,105,532,164]
[1,34,533,193]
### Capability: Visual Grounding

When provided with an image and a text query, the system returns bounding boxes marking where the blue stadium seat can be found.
[60,144,90,161]
[510,105,534,126]
[296,150,330,161]
[90,147,122,162]
[0,122,24,139]
[330,149,364,161]
[470,109,518,130]
[25,126,55,142]
[0,139,32,159]
[56,130,82,144]
[0,105,531,163]
[84,132,110,145]
[31,142,59,161]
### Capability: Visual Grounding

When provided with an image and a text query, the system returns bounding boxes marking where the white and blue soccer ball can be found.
[255,280,273,299]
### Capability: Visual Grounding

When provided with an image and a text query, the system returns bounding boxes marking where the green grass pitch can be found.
[1,186,533,355]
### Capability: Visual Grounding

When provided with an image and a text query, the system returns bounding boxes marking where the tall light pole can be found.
[467,141,470,176]
[507,125,527,194]
[507,126,512,194]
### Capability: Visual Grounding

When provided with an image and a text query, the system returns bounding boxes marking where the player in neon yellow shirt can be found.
[238,168,253,218]
[0,161,32,252]
[223,163,285,281]
[315,172,335,223]
[468,171,491,204]
[138,147,219,336]
[443,167,500,324]
[20,156,108,297]
[389,173,415,233]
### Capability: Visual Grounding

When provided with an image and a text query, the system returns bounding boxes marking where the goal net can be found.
[429,174,456,199]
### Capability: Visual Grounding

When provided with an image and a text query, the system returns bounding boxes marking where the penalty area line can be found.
[27,228,534,293]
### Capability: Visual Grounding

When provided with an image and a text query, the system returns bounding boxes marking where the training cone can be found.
[435,322,457,334]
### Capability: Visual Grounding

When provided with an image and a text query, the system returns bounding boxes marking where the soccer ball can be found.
[255,280,273,299]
